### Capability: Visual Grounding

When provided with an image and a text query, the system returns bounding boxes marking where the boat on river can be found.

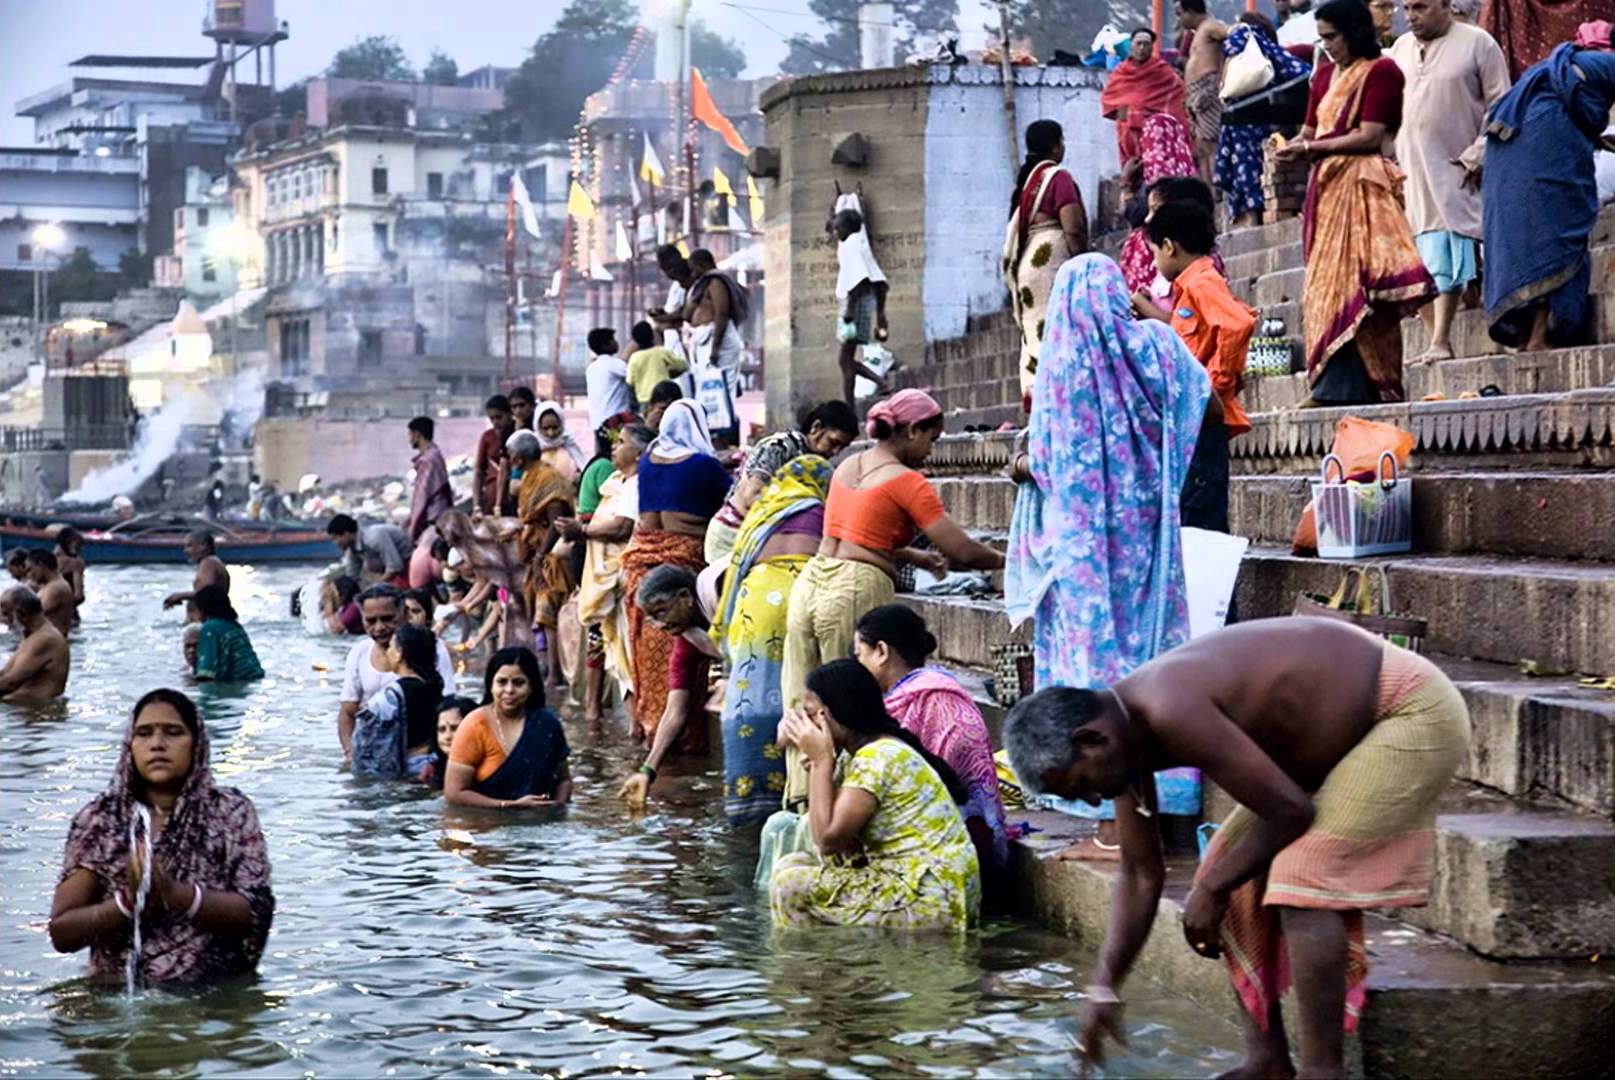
[0,515,331,564]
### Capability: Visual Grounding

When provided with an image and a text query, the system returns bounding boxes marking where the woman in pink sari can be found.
[853,604,1009,899]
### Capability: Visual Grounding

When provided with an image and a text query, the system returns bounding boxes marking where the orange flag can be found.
[691,67,749,156]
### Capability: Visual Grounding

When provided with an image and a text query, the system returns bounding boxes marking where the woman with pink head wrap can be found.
[768,386,1005,827]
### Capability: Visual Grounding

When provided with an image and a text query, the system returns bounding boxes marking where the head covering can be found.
[865,388,943,438]
[649,399,715,461]
[533,400,588,471]
[1100,51,1189,158]
[710,455,832,645]
[59,693,275,985]
[1005,253,1211,682]
[1576,20,1613,49]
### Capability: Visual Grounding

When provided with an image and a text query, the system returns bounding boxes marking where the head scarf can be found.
[59,693,275,984]
[1100,52,1189,132]
[534,400,588,472]
[864,388,942,438]
[1577,20,1613,49]
[649,399,715,461]
[710,454,832,646]
[1005,253,1210,685]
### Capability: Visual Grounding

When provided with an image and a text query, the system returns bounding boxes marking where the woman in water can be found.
[853,604,1009,894]
[445,646,571,809]
[48,688,275,985]
[353,623,444,779]
[323,574,363,635]
[192,584,264,682]
[421,694,476,787]
[772,660,979,931]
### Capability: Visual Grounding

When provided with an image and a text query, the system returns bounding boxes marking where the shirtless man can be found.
[6,549,30,583]
[1178,0,1230,185]
[0,586,70,699]
[25,550,76,636]
[163,529,230,610]
[683,248,745,439]
[1005,619,1470,1080]
[53,527,86,609]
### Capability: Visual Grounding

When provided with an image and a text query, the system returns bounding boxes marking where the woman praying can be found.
[49,688,274,985]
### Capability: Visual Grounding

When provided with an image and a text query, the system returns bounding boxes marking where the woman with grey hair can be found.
[506,427,576,685]
[1450,0,1479,23]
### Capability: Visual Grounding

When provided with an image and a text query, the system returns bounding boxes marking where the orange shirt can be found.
[1169,255,1256,437]
[448,708,508,783]
[824,470,945,552]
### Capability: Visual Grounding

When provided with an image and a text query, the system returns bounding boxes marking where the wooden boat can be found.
[0,518,333,564]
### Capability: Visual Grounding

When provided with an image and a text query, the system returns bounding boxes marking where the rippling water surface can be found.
[1,563,1237,1077]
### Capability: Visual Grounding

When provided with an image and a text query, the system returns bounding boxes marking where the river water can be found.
[0,563,1237,1077]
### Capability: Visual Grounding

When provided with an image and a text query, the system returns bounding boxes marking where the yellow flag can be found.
[747,174,765,229]
[567,180,595,221]
[713,165,735,201]
[675,239,690,258]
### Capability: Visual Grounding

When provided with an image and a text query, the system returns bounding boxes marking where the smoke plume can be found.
[59,394,199,506]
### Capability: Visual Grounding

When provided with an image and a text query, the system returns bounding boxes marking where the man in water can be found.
[1004,620,1470,1079]
[25,550,76,635]
[0,586,70,699]
[164,529,230,610]
[6,549,30,583]
[336,584,402,756]
[327,514,411,587]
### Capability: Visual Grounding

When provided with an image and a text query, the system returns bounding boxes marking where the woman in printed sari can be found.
[565,424,652,720]
[1216,14,1313,227]
[49,688,274,985]
[445,646,571,808]
[853,604,1009,901]
[1483,29,1615,351]
[705,455,833,824]
[1006,253,1212,858]
[1005,119,1090,409]
[436,510,537,653]
[621,400,732,752]
[508,430,575,683]
[1118,115,1201,296]
[1274,0,1435,407]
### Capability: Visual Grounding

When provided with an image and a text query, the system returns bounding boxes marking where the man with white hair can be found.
[1390,0,1511,362]
[0,586,69,699]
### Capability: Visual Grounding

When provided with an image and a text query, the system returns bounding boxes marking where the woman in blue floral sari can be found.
[1005,253,1212,858]
[1216,13,1312,227]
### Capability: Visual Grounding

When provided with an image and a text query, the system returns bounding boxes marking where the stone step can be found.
[929,376,1021,413]
[1216,214,1303,258]
[938,402,1023,432]
[1010,816,1615,1077]
[1220,239,1303,283]
[892,350,1021,394]
[1241,342,1615,416]
[1197,779,1615,960]
[1228,470,1615,562]
[1234,545,1615,673]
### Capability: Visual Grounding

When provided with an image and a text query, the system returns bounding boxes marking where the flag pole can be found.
[551,212,573,403]
[504,182,516,383]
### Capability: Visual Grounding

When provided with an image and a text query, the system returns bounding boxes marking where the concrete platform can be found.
[1009,809,1615,1078]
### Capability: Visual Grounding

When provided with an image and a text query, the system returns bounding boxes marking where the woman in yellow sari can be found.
[507,430,576,682]
[1275,0,1435,407]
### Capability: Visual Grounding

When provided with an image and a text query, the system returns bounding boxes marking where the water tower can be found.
[203,0,289,118]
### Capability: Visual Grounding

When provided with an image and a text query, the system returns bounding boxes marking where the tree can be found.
[327,35,416,81]
[690,21,747,79]
[423,49,459,86]
[500,0,639,142]
[276,77,309,117]
[780,0,959,74]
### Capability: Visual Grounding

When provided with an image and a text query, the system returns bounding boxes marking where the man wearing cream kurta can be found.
[1391,0,1511,361]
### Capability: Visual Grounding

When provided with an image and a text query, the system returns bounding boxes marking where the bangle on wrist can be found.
[638,763,658,783]
[1084,983,1122,1005]
[186,882,204,920]
[113,891,132,920]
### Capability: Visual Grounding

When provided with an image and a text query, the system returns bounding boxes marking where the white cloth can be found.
[833,192,887,299]
[1277,9,1318,48]
[585,354,634,429]
[649,399,715,461]
[340,637,457,703]
[690,322,744,378]
[663,281,688,353]
[534,400,588,469]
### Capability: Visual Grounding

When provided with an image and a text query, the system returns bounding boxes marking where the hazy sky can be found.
[0,0,995,144]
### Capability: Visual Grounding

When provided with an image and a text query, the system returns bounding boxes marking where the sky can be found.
[0,0,996,145]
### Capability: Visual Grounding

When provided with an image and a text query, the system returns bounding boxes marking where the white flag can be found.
[640,131,665,185]
[589,256,614,282]
[547,269,562,297]
[511,172,541,238]
[630,171,643,209]
[615,220,633,261]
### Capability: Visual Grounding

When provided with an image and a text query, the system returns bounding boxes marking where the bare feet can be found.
[1414,343,1454,365]
[1214,1056,1298,1080]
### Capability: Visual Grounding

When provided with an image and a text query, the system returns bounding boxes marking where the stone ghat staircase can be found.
[888,217,1615,1075]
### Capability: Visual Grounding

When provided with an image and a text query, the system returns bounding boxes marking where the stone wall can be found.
[254,415,487,488]
[759,64,1113,426]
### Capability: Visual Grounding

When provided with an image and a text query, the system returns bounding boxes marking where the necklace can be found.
[1110,689,1153,818]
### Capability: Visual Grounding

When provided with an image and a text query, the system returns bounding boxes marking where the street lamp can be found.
[31,223,66,365]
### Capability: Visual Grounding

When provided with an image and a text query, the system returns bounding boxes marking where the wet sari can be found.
[516,463,576,630]
[710,455,831,824]
[1302,59,1436,404]
[472,707,570,801]
[1005,254,1210,820]
[59,709,275,985]
[576,471,639,693]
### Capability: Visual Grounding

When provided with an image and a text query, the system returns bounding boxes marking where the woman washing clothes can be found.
[771,660,979,931]
[445,646,571,809]
[781,388,1003,813]
[49,688,275,985]
[436,510,536,654]
[620,400,732,754]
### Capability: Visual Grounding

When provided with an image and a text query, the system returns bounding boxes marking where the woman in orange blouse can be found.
[445,646,571,809]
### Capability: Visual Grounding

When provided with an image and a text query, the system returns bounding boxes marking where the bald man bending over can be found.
[0,587,69,700]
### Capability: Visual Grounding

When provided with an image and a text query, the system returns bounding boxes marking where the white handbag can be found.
[1220,32,1275,101]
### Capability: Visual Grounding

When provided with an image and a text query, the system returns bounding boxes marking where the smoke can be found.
[59,393,200,506]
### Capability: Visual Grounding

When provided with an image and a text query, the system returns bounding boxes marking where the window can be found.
[174,208,185,231]
[201,256,217,283]
[427,171,443,198]
[530,165,546,203]
[17,243,31,263]
[371,167,388,195]
[372,222,389,256]
[358,330,383,369]
[281,318,310,377]
[197,207,210,228]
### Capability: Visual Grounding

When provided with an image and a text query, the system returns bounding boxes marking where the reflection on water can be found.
[1,565,1237,1077]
